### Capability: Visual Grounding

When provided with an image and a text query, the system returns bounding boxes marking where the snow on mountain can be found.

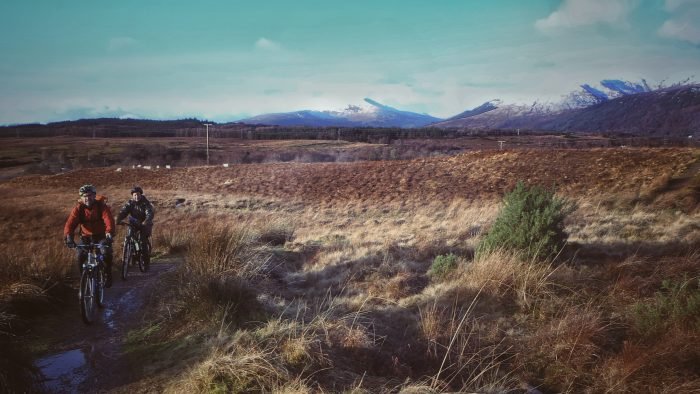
[432,99,563,129]
[432,82,700,136]
[433,79,658,129]
[240,98,442,128]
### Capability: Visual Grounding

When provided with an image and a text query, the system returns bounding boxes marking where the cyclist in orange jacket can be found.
[64,184,116,287]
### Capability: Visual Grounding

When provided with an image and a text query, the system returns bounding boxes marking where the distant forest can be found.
[0,118,695,146]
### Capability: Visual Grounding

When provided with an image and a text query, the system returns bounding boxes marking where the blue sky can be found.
[1,0,699,124]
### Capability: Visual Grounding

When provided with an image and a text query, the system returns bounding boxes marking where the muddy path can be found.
[33,255,180,393]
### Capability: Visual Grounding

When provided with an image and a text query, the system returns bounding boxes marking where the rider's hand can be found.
[105,233,113,245]
[65,235,76,248]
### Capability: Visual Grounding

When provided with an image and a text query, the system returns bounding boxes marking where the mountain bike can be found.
[71,243,108,325]
[119,221,150,280]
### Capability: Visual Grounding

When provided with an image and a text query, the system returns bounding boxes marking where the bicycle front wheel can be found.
[138,240,149,272]
[80,271,96,325]
[122,242,131,280]
[96,268,106,308]
[143,239,151,272]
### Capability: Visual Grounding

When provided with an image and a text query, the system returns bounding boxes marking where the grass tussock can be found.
[0,241,74,293]
[166,332,293,393]
[457,249,555,308]
[170,221,271,325]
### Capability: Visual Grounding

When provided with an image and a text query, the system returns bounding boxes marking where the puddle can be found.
[117,287,141,316]
[104,307,117,330]
[36,348,88,392]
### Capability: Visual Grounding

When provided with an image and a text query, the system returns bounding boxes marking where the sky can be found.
[1,0,699,125]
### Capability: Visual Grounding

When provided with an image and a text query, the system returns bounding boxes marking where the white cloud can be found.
[535,0,638,31]
[254,37,280,50]
[108,37,138,51]
[659,19,700,44]
[665,0,700,11]
[659,0,700,44]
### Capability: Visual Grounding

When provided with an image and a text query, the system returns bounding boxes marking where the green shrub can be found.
[429,253,458,278]
[476,181,572,261]
[631,277,700,339]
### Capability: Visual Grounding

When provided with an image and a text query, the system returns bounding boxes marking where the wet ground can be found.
[34,257,177,393]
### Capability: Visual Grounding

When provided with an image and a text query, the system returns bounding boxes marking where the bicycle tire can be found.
[96,267,106,308]
[80,271,96,325]
[143,240,151,272]
[122,241,131,280]
[138,240,148,272]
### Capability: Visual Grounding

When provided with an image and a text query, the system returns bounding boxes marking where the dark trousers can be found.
[77,234,113,274]
[135,223,152,264]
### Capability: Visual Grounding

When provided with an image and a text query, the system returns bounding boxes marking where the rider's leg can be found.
[103,249,113,288]
[142,223,153,264]
[76,248,87,274]
[97,235,114,288]
[77,236,89,273]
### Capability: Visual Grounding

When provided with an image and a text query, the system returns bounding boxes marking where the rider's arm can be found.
[64,205,81,238]
[115,201,131,223]
[144,201,154,224]
[103,204,116,236]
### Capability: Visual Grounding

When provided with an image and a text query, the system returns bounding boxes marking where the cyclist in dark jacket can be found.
[116,186,155,264]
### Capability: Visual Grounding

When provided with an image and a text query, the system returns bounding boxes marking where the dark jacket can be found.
[116,196,154,225]
[64,195,115,237]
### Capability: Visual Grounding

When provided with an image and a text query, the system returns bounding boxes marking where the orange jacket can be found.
[64,195,115,238]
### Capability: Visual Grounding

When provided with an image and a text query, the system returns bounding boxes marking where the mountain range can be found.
[2,80,698,137]
[239,80,700,136]
[434,84,700,136]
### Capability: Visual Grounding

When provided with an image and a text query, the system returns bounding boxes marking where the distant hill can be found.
[239,98,442,128]
[0,118,256,138]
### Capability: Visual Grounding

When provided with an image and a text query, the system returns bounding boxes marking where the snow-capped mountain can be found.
[433,99,564,129]
[432,81,700,136]
[239,98,442,128]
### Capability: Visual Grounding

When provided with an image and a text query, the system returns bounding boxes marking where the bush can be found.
[429,253,458,279]
[631,277,700,339]
[476,181,572,261]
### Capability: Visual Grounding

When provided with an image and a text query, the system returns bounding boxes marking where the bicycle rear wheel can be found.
[80,271,96,325]
[96,268,106,308]
[122,242,131,280]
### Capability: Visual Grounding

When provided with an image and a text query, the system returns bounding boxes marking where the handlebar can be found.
[68,243,112,250]
[117,221,148,227]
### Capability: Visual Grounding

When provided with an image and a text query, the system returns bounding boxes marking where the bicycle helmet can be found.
[79,184,97,196]
[130,186,144,195]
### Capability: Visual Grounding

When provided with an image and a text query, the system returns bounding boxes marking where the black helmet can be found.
[79,184,97,196]
[130,186,144,195]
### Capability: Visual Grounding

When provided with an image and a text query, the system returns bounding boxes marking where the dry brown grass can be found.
[1,146,699,392]
[454,249,556,308]
[143,187,697,392]
[165,331,293,393]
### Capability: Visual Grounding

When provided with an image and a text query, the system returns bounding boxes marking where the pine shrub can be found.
[429,253,458,279]
[476,181,572,261]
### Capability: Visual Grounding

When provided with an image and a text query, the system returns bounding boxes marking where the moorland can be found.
[0,131,699,393]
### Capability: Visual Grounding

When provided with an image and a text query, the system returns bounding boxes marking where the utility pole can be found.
[204,123,212,165]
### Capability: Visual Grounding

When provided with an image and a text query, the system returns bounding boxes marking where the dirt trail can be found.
[34,255,180,393]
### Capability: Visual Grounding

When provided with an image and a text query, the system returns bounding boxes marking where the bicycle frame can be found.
[119,221,149,279]
[73,243,108,325]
